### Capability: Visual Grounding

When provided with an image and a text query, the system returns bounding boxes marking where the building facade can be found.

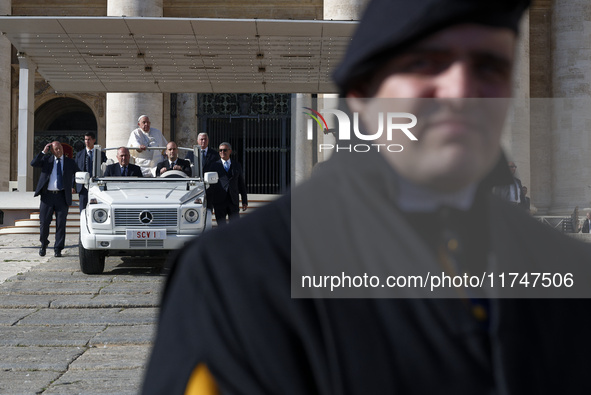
[2,0,590,214]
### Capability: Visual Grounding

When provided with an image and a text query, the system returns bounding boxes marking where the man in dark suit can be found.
[156,141,192,177]
[31,141,80,257]
[75,131,107,212]
[493,161,525,206]
[581,212,591,233]
[210,142,248,225]
[103,147,143,177]
[186,132,218,209]
[186,132,218,172]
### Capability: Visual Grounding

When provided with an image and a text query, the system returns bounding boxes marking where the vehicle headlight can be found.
[93,209,108,223]
[184,209,199,223]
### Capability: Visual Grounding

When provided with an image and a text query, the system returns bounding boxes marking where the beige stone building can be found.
[1,0,589,217]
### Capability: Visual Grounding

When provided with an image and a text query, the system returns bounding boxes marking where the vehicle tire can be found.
[79,236,105,274]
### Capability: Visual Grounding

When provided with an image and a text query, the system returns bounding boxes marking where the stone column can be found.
[0,0,11,191]
[529,2,553,215]
[17,54,35,192]
[501,12,531,207]
[323,0,367,20]
[105,94,163,158]
[291,94,315,185]
[312,0,366,165]
[175,93,198,149]
[548,1,591,214]
[106,0,164,160]
[107,1,162,18]
[318,94,338,162]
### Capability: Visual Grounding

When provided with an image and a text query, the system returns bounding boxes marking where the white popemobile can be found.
[75,145,218,274]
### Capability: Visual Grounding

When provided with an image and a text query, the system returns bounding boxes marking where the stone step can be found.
[14,219,80,227]
[0,196,279,235]
[0,225,80,235]
[29,213,80,220]
[0,205,81,235]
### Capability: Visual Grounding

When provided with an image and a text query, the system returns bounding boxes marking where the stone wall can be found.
[11,0,322,19]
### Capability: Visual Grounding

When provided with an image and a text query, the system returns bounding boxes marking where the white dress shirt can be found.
[47,155,64,191]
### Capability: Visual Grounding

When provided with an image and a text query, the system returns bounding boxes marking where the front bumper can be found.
[79,212,201,251]
[80,231,198,251]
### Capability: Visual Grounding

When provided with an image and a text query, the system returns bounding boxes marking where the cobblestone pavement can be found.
[0,234,168,395]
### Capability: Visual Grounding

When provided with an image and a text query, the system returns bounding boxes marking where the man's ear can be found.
[346,90,367,115]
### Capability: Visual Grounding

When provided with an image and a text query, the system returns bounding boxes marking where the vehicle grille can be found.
[129,240,164,248]
[114,208,178,227]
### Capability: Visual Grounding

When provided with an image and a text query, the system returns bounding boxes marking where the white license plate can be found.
[126,229,167,240]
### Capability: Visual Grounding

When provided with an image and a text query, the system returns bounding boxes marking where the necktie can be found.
[56,158,63,190]
[122,167,127,176]
[202,151,206,162]
[87,150,93,177]
[224,161,230,172]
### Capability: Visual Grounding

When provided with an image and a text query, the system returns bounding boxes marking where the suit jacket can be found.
[582,219,591,233]
[187,148,219,209]
[211,159,248,207]
[103,163,144,177]
[75,148,107,192]
[493,176,524,204]
[156,158,192,177]
[30,152,79,206]
[144,151,591,395]
[186,148,219,173]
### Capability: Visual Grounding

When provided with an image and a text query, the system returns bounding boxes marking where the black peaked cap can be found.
[333,0,531,94]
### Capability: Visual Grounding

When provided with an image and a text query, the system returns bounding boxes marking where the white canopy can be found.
[0,16,357,93]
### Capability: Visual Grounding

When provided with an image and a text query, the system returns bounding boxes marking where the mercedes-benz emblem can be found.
[139,210,153,224]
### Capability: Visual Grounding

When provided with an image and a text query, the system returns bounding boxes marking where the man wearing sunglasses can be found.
[210,142,248,225]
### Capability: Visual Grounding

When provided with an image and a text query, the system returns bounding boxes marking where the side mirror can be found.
[204,171,218,185]
[76,171,90,186]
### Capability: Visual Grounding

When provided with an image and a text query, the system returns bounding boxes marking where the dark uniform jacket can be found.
[143,152,591,395]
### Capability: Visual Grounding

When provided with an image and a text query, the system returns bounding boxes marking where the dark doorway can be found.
[33,98,97,186]
[198,94,291,195]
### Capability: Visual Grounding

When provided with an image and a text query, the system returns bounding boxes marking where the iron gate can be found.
[198,93,291,195]
[204,117,290,194]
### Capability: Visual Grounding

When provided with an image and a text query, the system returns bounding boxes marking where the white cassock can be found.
[127,128,167,177]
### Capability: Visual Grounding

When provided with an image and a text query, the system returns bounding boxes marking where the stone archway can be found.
[33,97,98,185]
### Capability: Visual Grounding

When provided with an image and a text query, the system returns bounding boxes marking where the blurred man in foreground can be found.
[143,1,591,394]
